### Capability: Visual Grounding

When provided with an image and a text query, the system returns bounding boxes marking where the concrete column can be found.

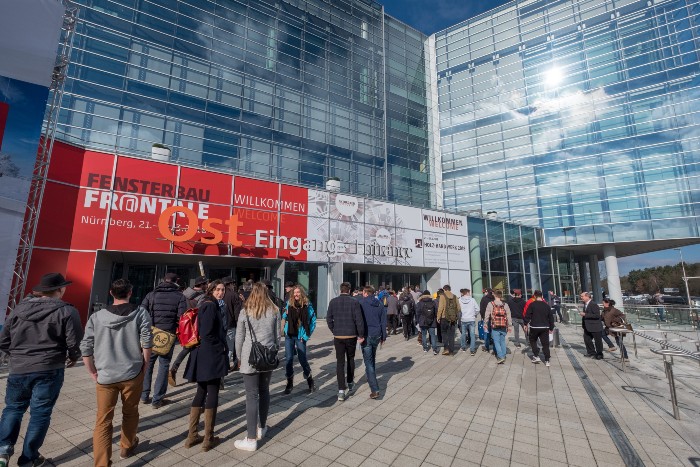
[603,244,623,310]
[469,236,483,298]
[589,255,602,303]
[578,260,589,294]
[528,259,540,293]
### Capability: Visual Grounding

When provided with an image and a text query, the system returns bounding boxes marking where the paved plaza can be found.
[1,322,698,467]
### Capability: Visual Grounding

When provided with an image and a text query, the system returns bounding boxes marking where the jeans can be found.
[656,306,666,321]
[615,334,629,358]
[492,328,508,359]
[226,327,237,367]
[142,345,174,404]
[93,369,144,467]
[440,321,457,353]
[243,372,272,439]
[361,336,381,393]
[512,318,524,346]
[285,336,311,379]
[333,337,357,391]
[529,328,551,361]
[421,327,438,352]
[483,322,493,351]
[460,321,476,352]
[0,368,65,464]
[602,332,616,348]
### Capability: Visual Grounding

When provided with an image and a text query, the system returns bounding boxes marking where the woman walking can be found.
[234,282,280,452]
[602,299,629,361]
[183,280,228,451]
[282,285,317,394]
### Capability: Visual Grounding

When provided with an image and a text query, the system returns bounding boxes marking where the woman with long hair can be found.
[234,282,280,452]
[183,280,228,451]
[282,285,316,395]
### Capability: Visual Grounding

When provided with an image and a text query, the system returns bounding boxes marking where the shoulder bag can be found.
[148,292,176,356]
[245,313,279,372]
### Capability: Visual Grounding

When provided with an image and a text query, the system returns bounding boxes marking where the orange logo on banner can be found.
[158,206,243,246]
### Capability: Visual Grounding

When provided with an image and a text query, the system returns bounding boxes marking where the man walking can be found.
[458,289,479,354]
[437,285,459,355]
[358,286,386,399]
[326,282,365,402]
[0,273,83,467]
[416,290,438,354]
[398,287,415,341]
[222,276,242,371]
[141,272,187,408]
[169,276,208,386]
[580,291,604,359]
[80,279,152,466]
[483,290,512,364]
[386,289,400,335]
[506,289,526,348]
[549,290,563,323]
[523,290,554,367]
[479,289,495,352]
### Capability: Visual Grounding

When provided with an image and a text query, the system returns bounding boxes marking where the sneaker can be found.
[151,399,169,409]
[606,347,617,352]
[433,350,438,355]
[338,391,346,401]
[140,397,152,405]
[497,358,505,364]
[470,351,476,356]
[348,382,355,393]
[369,391,380,399]
[531,356,541,364]
[120,437,139,460]
[461,348,466,352]
[256,426,268,440]
[442,350,450,356]
[0,455,9,467]
[234,438,257,452]
[18,456,45,467]
[423,349,428,353]
[481,346,488,352]
[545,361,551,367]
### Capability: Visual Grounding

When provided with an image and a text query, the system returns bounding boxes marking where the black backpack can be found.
[401,302,412,316]
[422,301,436,326]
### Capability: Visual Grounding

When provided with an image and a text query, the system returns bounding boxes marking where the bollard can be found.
[553,327,560,347]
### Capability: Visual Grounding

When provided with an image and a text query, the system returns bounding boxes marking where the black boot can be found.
[284,377,293,395]
[307,375,315,393]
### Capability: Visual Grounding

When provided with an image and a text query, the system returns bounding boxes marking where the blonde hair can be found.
[289,285,309,306]
[244,282,277,319]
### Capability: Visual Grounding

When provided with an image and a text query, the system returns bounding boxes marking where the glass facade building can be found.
[56,0,437,207]
[436,0,700,248]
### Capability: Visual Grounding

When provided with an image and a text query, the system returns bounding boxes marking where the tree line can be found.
[618,262,700,296]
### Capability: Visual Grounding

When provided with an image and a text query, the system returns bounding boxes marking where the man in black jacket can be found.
[523,290,554,366]
[141,272,187,408]
[326,282,365,401]
[0,273,83,467]
[222,276,242,370]
[506,289,526,348]
[579,291,604,359]
[479,289,495,352]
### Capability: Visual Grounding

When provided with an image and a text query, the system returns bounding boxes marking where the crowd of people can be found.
[0,272,629,467]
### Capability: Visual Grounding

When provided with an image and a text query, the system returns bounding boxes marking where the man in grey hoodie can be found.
[458,289,480,355]
[0,273,83,467]
[81,279,152,466]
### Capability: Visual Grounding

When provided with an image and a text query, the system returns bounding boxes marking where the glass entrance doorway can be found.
[343,270,425,293]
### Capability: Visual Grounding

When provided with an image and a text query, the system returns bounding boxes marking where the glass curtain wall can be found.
[55,0,396,200]
[467,216,547,299]
[437,0,700,246]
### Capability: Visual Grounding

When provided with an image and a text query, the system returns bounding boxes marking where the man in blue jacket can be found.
[358,286,387,399]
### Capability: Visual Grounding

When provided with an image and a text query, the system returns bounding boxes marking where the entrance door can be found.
[125,265,157,306]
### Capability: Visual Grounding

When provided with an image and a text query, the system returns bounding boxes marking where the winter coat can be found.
[398,294,415,317]
[141,281,187,333]
[0,296,83,374]
[602,306,626,333]
[437,290,458,322]
[223,286,242,329]
[283,301,316,341]
[183,287,206,308]
[359,295,387,340]
[506,296,526,320]
[235,306,280,374]
[523,300,554,330]
[386,294,400,315]
[184,297,228,383]
[80,303,152,384]
[327,294,365,338]
[480,293,494,320]
[415,294,438,328]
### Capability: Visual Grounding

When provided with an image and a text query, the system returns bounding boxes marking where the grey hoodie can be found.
[459,295,479,322]
[80,304,152,385]
[0,296,83,375]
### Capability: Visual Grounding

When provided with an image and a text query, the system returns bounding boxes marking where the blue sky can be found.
[381,0,513,34]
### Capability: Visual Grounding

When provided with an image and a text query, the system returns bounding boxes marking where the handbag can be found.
[245,314,279,372]
[151,326,176,356]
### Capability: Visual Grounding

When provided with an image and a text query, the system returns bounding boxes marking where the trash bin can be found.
[553,327,560,347]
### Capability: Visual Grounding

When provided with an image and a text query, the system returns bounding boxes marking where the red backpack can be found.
[178,307,200,348]
[492,303,508,328]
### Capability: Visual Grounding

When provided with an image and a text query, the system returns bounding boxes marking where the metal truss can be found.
[6,3,79,313]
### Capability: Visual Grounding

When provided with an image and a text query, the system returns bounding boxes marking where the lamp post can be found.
[673,248,691,308]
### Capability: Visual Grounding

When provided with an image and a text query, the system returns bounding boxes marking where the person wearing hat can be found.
[140,272,187,409]
[0,273,83,467]
[283,281,294,303]
[169,276,209,386]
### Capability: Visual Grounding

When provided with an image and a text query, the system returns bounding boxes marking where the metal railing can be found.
[563,303,699,332]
